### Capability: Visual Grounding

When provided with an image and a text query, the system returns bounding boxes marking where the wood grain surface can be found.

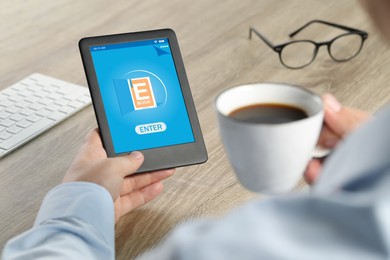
[1,0,390,258]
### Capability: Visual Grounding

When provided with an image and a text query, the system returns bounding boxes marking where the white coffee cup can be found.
[215,83,323,194]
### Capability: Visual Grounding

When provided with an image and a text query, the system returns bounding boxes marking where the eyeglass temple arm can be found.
[249,28,276,50]
[289,20,367,37]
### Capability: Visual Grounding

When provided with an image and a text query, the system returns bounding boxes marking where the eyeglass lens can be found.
[329,34,363,61]
[280,41,317,69]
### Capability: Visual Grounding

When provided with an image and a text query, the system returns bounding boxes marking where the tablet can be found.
[79,29,207,173]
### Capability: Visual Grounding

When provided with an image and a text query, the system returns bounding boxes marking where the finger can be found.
[119,181,164,215]
[120,168,175,195]
[74,128,107,161]
[304,159,322,185]
[82,128,103,148]
[106,151,144,178]
[317,125,341,148]
[323,94,370,137]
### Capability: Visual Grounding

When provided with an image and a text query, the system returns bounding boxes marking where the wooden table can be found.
[1,0,390,258]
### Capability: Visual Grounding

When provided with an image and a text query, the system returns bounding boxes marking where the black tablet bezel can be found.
[79,29,207,173]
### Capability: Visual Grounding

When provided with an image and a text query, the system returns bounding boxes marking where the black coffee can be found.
[229,103,308,124]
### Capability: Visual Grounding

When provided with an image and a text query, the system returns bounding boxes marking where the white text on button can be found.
[135,122,167,135]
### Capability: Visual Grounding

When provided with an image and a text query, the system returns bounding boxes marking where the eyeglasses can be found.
[249,20,368,69]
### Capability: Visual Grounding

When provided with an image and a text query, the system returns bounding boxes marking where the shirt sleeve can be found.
[138,107,390,260]
[1,182,115,260]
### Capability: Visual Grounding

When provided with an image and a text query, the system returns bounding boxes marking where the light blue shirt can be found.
[2,183,115,259]
[3,106,390,260]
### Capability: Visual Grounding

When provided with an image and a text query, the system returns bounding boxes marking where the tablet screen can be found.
[90,38,195,153]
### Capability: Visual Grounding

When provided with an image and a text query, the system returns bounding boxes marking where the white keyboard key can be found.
[47,111,67,121]
[49,83,61,89]
[46,103,62,112]
[7,125,23,134]
[0,119,15,127]
[56,85,77,95]
[10,113,25,122]
[16,120,32,128]
[33,90,49,98]
[77,95,92,104]
[68,100,84,109]
[38,97,53,105]
[64,88,87,100]
[29,103,45,111]
[59,106,75,114]
[0,99,13,107]
[0,118,55,150]
[19,108,35,116]
[0,111,12,119]
[35,109,51,117]
[48,93,63,100]
[5,106,20,114]
[0,126,5,132]
[26,84,40,92]
[2,88,18,96]
[18,89,34,97]
[54,98,69,106]
[0,131,12,140]
[0,148,5,155]
[26,114,43,123]
[15,100,30,108]
[25,95,40,103]
[8,95,24,102]
[40,86,53,93]
[11,83,27,91]
[21,78,37,86]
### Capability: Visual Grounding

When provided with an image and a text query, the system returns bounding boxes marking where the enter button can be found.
[135,122,167,135]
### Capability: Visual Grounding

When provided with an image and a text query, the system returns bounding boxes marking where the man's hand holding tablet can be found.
[79,29,207,173]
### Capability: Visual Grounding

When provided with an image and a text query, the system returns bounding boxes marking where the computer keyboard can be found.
[0,73,91,158]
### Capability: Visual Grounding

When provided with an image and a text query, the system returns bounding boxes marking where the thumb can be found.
[323,94,370,137]
[107,151,144,177]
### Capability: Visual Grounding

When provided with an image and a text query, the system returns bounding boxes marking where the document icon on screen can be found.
[128,77,157,110]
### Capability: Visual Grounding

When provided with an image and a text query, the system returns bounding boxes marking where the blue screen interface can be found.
[90,38,195,153]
